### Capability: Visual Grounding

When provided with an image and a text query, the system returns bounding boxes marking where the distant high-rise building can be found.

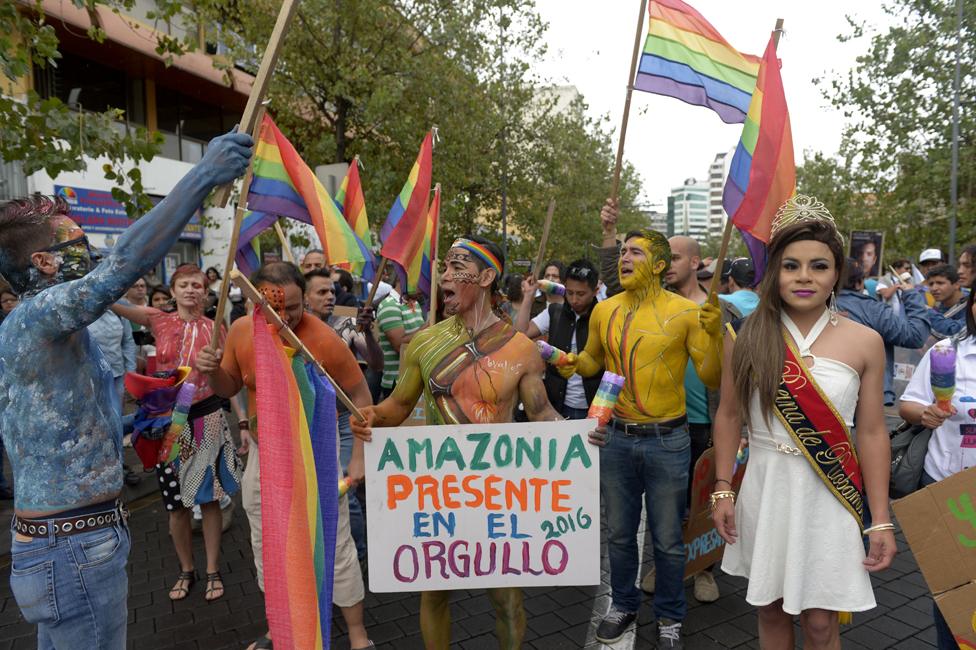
[670,178,710,241]
[644,209,667,234]
[708,149,734,239]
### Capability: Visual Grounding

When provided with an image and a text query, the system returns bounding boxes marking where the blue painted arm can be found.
[23,130,252,339]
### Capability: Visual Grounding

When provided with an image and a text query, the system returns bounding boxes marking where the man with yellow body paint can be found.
[560,228,722,648]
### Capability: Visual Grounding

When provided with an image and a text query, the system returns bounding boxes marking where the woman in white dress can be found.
[711,196,897,649]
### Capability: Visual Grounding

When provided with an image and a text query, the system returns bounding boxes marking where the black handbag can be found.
[889,421,932,499]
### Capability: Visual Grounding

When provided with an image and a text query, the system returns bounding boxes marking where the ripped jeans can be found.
[9,519,130,649]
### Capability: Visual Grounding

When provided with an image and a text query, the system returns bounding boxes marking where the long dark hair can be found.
[731,219,846,427]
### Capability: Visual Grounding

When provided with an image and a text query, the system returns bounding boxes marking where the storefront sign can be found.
[55,185,202,241]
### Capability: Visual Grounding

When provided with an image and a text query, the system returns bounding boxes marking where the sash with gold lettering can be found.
[772,328,865,528]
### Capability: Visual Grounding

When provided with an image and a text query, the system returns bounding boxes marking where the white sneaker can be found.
[693,570,719,603]
[640,566,655,593]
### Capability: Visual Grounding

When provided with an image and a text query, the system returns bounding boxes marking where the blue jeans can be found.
[561,405,590,420]
[338,411,367,559]
[602,423,690,620]
[920,471,962,650]
[9,520,131,649]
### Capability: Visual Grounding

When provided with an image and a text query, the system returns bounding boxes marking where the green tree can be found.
[808,0,975,260]
[0,0,204,215]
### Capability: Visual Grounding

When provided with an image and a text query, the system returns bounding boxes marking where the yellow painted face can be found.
[618,236,667,292]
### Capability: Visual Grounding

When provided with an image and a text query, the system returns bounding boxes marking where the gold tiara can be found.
[769,194,841,242]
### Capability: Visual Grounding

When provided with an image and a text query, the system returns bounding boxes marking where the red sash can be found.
[773,329,865,528]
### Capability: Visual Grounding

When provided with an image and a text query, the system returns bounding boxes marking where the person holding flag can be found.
[711,196,896,648]
[351,235,564,650]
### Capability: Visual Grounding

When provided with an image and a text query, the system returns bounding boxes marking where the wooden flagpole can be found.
[210,107,266,347]
[212,0,300,208]
[363,257,389,308]
[707,18,784,301]
[609,0,649,204]
[533,198,556,276]
[274,222,295,264]
[230,270,366,421]
[427,184,441,326]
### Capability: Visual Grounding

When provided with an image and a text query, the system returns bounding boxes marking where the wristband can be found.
[714,479,732,487]
[238,420,250,430]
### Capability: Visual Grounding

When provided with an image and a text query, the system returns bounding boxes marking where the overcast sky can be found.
[530,0,893,209]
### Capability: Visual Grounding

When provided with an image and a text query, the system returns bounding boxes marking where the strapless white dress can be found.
[721,311,876,614]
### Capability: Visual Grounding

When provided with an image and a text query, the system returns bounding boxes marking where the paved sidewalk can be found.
[0,489,940,649]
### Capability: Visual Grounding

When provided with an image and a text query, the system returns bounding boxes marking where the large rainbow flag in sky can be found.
[248,114,366,270]
[253,307,339,649]
[379,132,434,295]
[722,32,796,282]
[334,157,376,282]
[636,0,761,124]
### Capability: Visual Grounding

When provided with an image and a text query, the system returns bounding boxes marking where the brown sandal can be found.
[204,571,224,602]
[169,570,197,601]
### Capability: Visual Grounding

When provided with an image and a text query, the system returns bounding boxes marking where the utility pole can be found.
[948,0,962,263]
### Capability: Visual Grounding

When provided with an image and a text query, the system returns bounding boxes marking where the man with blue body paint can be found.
[0,129,252,648]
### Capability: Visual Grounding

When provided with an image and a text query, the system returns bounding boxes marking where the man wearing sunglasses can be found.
[0,128,252,648]
[515,259,602,419]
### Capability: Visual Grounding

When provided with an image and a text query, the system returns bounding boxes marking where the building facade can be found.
[669,178,710,241]
[708,149,734,239]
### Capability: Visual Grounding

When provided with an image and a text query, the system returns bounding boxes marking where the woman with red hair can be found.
[113,264,241,603]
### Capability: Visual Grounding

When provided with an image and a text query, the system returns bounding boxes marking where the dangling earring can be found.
[828,291,839,326]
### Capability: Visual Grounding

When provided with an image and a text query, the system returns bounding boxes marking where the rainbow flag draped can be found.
[334,157,377,283]
[236,210,276,277]
[253,307,339,650]
[636,0,761,124]
[379,132,434,295]
[722,32,796,282]
[248,114,365,269]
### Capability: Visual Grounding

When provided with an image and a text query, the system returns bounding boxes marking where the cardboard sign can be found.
[892,465,976,646]
[365,419,600,592]
[682,445,747,578]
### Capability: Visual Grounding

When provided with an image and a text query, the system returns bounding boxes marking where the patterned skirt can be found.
[155,409,242,511]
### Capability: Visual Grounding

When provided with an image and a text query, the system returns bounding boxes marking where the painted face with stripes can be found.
[441,248,496,316]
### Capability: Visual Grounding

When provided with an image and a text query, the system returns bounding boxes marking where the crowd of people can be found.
[0,135,972,650]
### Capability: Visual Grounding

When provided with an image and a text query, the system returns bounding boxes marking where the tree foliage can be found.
[0,0,205,216]
[800,0,974,261]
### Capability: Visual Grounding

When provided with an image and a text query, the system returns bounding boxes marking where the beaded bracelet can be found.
[709,490,736,511]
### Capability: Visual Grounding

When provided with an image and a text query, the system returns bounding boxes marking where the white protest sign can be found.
[365,419,600,592]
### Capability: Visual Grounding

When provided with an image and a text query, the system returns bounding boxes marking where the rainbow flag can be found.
[636,0,761,124]
[379,132,433,295]
[334,157,377,283]
[405,183,440,297]
[236,210,277,277]
[722,32,796,282]
[248,114,365,269]
[253,307,338,649]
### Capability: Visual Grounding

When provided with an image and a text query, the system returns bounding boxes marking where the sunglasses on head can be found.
[567,266,591,280]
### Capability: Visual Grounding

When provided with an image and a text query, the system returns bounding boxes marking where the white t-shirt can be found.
[532,308,588,409]
[900,336,976,481]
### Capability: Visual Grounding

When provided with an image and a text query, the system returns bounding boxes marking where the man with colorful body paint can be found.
[0,128,252,648]
[351,234,563,650]
[559,227,723,648]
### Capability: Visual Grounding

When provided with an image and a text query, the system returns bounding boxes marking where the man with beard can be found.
[351,234,563,650]
[0,129,252,647]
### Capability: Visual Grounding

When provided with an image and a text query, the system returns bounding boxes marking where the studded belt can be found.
[14,500,129,538]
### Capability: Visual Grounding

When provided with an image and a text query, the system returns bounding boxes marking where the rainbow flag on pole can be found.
[379,132,433,295]
[248,114,365,269]
[636,0,761,124]
[722,32,796,282]
[334,157,377,282]
[253,307,339,649]
[405,183,440,297]
[236,210,276,277]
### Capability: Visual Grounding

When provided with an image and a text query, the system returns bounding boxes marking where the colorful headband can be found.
[451,238,503,276]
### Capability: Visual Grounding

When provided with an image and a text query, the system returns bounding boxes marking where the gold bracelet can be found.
[709,490,736,511]
[862,523,896,535]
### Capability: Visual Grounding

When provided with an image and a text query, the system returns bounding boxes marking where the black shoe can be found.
[657,618,684,649]
[0,487,13,500]
[124,470,142,487]
[595,607,637,643]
